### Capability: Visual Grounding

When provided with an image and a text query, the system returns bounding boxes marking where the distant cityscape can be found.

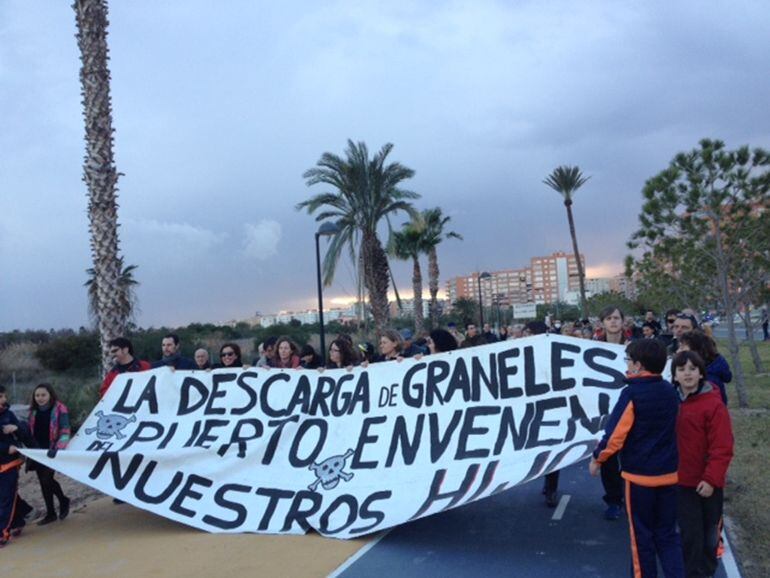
[237,250,635,327]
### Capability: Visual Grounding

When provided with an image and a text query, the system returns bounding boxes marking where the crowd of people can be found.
[0,306,737,577]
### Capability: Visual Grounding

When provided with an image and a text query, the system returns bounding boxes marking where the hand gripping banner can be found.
[22,334,626,538]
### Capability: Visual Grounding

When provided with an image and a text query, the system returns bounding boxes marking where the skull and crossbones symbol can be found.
[308,449,355,492]
[84,411,137,440]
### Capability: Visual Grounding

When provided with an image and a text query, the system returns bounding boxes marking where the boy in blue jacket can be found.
[589,339,684,577]
[0,385,33,547]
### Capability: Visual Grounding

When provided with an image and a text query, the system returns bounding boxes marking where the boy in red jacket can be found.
[672,351,734,578]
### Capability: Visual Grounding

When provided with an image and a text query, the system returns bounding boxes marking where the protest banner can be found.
[22,334,626,538]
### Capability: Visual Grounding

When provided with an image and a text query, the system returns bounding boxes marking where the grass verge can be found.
[724,339,770,578]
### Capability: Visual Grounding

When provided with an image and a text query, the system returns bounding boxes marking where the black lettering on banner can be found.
[471,353,499,401]
[332,373,365,416]
[402,363,427,408]
[86,440,113,451]
[232,371,259,415]
[426,360,451,404]
[218,418,264,458]
[385,415,424,467]
[551,341,581,391]
[564,394,604,442]
[169,474,213,518]
[113,375,159,414]
[178,377,209,415]
[319,495,358,535]
[260,374,292,417]
[205,373,236,415]
[262,416,300,465]
[118,421,164,451]
[309,376,335,416]
[598,392,611,428]
[134,460,183,503]
[583,348,625,389]
[526,397,567,448]
[498,347,523,399]
[378,386,391,407]
[540,440,594,477]
[88,451,144,489]
[455,406,501,460]
[465,460,500,502]
[409,463,480,520]
[183,420,202,447]
[345,372,370,415]
[157,422,178,449]
[194,419,229,449]
[350,491,392,534]
[388,383,398,406]
[444,358,470,407]
[288,377,312,415]
[203,484,251,530]
[429,410,462,463]
[524,346,549,396]
[493,405,534,454]
[289,419,327,467]
[255,487,294,531]
[352,416,387,469]
[517,449,551,485]
[280,490,323,532]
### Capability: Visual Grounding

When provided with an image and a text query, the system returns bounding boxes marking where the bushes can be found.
[35,334,100,372]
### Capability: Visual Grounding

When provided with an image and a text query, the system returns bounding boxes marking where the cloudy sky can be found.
[2,1,769,331]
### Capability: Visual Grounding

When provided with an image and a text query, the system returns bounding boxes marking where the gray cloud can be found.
[2,0,769,330]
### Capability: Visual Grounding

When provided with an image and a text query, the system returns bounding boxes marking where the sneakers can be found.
[545,491,559,508]
[59,496,71,520]
[604,504,623,520]
[37,513,58,526]
[10,528,23,537]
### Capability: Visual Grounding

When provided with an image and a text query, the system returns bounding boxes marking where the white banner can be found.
[22,334,626,538]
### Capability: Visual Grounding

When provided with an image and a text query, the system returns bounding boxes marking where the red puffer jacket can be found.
[676,382,734,488]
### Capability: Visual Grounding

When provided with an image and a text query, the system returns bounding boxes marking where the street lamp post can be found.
[315,221,340,364]
[477,271,491,327]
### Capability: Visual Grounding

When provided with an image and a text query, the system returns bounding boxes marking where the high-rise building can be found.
[446,250,585,309]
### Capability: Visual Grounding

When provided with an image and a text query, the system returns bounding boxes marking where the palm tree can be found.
[543,166,590,319]
[85,260,139,325]
[73,0,128,374]
[298,140,419,333]
[421,208,462,328]
[391,217,428,334]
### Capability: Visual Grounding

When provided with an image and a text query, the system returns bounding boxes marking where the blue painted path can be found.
[335,463,731,578]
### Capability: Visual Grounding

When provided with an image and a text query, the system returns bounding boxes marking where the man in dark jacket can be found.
[590,339,684,577]
[152,333,196,370]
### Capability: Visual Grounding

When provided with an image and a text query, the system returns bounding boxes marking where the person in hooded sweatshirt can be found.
[672,351,733,578]
[677,330,732,405]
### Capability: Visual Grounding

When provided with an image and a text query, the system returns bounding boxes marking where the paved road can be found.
[335,463,734,578]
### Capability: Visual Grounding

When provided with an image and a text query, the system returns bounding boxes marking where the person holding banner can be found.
[326,338,357,369]
[0,386,34,547]
[374,330,404,362]
[269,337,301,369]
[426,328,458,353]
[595,306,628,520]
[589,339,684,578]
[213,343,244,368]
[27,384,71,525]
[99,337,151,398]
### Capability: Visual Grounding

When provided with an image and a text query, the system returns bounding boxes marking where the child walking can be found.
[672,351,734,578]
[0,385,34,547]
[589,339,684,577]
[28,383,71,525]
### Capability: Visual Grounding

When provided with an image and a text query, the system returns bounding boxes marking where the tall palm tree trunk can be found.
[428,247,440,328]
[564,200,588,319]
[363,230,391,334]
[412,256,424,334]
[74,0,127,375]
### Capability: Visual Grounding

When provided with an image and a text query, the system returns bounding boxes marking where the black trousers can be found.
[601,454,624,506]
[34,463,67,516]
[677,486,723,578]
